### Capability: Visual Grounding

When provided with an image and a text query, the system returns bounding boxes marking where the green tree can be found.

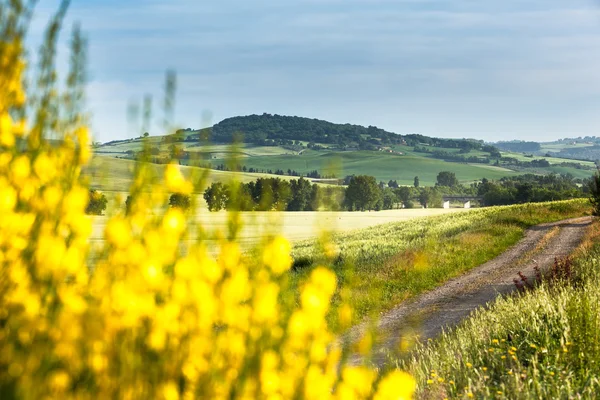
[382,188,397,209]
[125,195,133,214]
[169,193,191,210]
[418,187,442,208]
[589,171,600,216]
[287,177,313,211]
[436,171,459,187]
[345,175,382,211]
[414,176,420,188]
[85,189,108,215]
[395,187,413,208]
[203,182,229,211]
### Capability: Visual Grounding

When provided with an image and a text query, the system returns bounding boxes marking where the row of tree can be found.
[87,171,590,216]
[202,175,461,212]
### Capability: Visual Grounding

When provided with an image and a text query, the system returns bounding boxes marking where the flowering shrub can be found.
[0,2,415,399]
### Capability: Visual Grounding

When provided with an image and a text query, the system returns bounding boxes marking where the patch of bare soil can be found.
[346,216,593,366]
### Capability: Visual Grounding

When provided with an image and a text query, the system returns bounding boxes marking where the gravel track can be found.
[346,216,593,366]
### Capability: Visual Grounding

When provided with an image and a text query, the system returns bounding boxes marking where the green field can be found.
[539,142,595,152]
[209,151,521,185]
[84,155,311,192]
[499,151,596,167]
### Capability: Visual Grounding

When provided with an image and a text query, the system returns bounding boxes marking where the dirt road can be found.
[346,216,593,366]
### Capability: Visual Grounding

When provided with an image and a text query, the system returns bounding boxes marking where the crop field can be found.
[97,138,297,157]
[84,155,309,192]
[210,151,522,185]
[88,208,469,253]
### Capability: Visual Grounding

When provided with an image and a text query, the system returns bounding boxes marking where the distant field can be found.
[539,142,595,152]
[88,208,469,252]
[499,151,596,167]
[209,151,522,185]
[96,140,296,158]
[85,155,311,192]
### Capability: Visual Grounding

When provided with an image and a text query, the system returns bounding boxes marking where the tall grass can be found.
[400,221,600,399]
[290,199,590,325]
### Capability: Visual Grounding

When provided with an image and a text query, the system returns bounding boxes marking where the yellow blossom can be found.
[373,370,416,400]
[262,235,292,274]
[165,163,192,194]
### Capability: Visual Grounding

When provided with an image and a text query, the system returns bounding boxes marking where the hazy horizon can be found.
[31,0,600,143]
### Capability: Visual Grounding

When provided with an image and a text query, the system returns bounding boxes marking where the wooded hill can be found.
[186,113,489,151]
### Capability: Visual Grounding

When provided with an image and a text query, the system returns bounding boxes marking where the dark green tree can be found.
[418,187,442,208]
[589,171,600,216]
[345,175,382,211]
[86,189,108,215]
[169,193,191,210]
[204,182,229,211]
[436,171,459,187]
[395,187,413,208]
[287,177,313,211]
[414,176,420,188]
[382,188,397,209]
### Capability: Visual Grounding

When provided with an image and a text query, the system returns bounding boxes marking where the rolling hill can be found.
[92,114,596,187]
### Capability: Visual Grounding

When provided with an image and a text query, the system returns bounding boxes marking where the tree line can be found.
[85,171,590,216]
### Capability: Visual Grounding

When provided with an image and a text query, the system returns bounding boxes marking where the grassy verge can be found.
[289,199,591,326]
[398,217,600,399]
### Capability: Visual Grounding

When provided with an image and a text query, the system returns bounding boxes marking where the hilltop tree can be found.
[414,176,420,188]
[345,175,381,211]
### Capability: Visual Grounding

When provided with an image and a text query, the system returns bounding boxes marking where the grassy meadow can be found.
[401,220,600,399]
[208,151,521,185]
[286,199,591,326]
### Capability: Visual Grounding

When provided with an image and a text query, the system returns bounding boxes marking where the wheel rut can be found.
[345,216,593,367]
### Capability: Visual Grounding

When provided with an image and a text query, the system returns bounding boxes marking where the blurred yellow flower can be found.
[263,235,292,275]
[373,370,416,400]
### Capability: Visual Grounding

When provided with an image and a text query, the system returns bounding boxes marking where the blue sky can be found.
[31,0,600,143]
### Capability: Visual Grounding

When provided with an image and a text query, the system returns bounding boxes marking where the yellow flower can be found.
[10,155,30,184]
[340,366,375,397]
[165,163,192,194]
[105,217,131,248]
[0,180,17,212]
[34,153,56,183]
[161,381,180,400]
[373,370,416,400]
[0,112,15,147]
[253,282,279,323]
[162,207,186,235]
[262,236,292,275]
[49,371,70,391]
